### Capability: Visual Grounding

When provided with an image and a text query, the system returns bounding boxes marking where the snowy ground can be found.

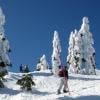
[0,69,100,100]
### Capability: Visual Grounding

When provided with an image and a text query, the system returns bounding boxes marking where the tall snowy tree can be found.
[36,54,49,71]
[51,31,61,75]
[67,17,96,75]
[67,30,81,73]
[0,7,11,87]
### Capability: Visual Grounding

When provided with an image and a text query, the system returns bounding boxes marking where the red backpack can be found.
[58,68,68,79]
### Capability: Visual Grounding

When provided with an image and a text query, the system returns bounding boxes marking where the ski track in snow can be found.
[0,70,100,100]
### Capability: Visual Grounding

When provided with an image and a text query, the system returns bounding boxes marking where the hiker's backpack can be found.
[58,68,68,79]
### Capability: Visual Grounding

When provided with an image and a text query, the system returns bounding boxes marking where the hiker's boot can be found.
[57,90,61,94]
[63,90,68,93]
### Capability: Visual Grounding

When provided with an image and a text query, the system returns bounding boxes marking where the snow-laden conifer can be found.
[51,31,61,74]
[0,7,11,87]
[36,54,49,71]
[67,17,96,75]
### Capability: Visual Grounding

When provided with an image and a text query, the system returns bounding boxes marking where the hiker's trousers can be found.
[58,77,68,91]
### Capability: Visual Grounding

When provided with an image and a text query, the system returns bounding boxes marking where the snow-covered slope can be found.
[0,70,100,100]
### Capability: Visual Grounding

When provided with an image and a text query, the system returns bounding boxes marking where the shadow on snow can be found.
[58,95,100,100]
[0,87,21,95]
[69,75,100,81]
[32,88,50,96]
[32,72,52,77]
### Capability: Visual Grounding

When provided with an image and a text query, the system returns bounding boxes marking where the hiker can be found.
[57,66,69,94]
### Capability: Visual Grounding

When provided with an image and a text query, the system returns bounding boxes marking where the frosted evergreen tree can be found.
[67,30,81,73]
[79,17,96,74]
[16,74,35,91]
[51,31,61,75]
[0,7,11,87]
[67,17,96,75]
[36,54,49,71]
[40,54,49,70]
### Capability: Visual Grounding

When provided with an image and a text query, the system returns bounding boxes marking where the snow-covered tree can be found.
[51,31,61,75]
[36,54,49,71]
[67,17,96,75]
[67,30,81,73]
[0,7,11,87]
[16,74,35,91]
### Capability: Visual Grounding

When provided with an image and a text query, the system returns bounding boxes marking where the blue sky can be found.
[0,0,100,72]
